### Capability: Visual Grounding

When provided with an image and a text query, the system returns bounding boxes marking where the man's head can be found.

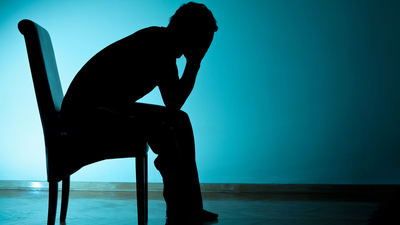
[168,2,218,60]
[168,2,218,33]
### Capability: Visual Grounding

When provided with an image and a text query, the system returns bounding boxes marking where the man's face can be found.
[183,29,214,62]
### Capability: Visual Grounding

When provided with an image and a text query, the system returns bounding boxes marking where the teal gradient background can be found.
[0,0,399,184]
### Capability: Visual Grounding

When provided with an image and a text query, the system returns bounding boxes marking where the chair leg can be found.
[136,155,148,225]
[48,181,58,225]
[144,155,148,224]
[60,176,70,222]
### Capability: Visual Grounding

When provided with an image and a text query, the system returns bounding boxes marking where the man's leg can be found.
[150,110,203,219]
[127,103,211,223]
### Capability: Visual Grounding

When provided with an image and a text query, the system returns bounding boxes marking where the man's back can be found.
[60,26,175,120]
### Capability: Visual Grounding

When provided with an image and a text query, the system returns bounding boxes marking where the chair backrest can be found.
[18,20,148,182]
[18,19,64,145]
[18,19,66,181]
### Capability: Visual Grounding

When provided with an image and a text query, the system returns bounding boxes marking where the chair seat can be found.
[47,134,149,182]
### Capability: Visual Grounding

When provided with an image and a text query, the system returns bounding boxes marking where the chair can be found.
[18,19,149,225]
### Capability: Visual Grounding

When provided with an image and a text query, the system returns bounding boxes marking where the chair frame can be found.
[18,19,148,225]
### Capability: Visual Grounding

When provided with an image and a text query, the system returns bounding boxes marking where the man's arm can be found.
[159,31,213,110]
[159,60,201,110]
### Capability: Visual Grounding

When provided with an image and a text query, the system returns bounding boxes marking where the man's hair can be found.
[168,2,218,33]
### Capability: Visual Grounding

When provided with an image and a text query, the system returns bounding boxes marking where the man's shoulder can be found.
[121,26,167,49]
[131,26,167,38]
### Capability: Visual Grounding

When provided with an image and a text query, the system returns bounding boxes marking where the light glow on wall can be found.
[1,0,399,184]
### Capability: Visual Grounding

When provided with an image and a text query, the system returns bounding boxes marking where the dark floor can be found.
[0,189,399,225]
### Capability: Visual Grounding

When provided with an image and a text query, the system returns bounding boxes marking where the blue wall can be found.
[0,0,399,184]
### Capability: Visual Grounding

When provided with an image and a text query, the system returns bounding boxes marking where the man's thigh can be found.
[64,103,186,155]
[126,103,187,125]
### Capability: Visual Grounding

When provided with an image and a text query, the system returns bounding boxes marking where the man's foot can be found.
[195,209,218,223]
[165,217,186,225]
[165,210,218,225]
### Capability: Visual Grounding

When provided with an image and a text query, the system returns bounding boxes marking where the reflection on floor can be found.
[0,189,399,225]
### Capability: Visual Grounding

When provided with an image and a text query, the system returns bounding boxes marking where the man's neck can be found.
[165,27,184,59]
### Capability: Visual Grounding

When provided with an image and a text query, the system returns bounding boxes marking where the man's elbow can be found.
[163,99,183,111]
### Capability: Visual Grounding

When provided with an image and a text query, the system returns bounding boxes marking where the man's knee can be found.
[174,110,190,123]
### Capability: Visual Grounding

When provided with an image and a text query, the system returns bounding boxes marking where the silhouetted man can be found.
[60,2,218,225]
